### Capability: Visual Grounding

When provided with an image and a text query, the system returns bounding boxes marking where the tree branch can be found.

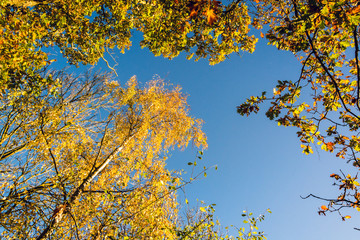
[36,133,134,240]
[353,26,360,111]
[292,0,360,121]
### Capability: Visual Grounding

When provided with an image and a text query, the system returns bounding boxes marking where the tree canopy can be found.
[0,70,269,239]
[1,0,255,94]
[0,72,205,239]
[3,0,360,237]
[0,1,271,238]
[237,0,360,220]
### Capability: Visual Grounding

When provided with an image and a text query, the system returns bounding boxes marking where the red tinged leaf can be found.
[214,0,221,7]
[318,210,326,216]
[330,173,341,180]
[189,9,198,18]
[326,142,335,152]
[356,193,360,200]
[348,5,360,15]
[187,0,202,19]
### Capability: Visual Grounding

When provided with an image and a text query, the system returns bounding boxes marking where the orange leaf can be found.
[326,142,335,152]
[345,215,351,219]
[260,32,264,38]
[348,5,360,15]
[204,8,217,25]
[320,205,328,211]
[190,9,198,18]
[330,173,340,180]
[187,0,203,19]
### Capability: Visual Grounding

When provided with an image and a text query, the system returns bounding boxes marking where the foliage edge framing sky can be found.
[2,0,360,239]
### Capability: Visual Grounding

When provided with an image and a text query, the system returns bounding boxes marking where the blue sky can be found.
[52,33,360,238]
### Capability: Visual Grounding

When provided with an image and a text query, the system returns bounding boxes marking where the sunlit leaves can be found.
[237,0,360,220]
[175,204,269,240]
[204,7,218,25]
[1,0,259,97]
[0,72,207,239]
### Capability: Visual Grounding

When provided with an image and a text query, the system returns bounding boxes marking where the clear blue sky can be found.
[52,33,360,239]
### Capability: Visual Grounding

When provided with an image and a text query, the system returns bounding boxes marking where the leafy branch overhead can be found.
[0,0,268,238]
[0,72,208,239]
[0,0,256,97]
[4,0,360,237]
[187,0,221,25]
[237,0,360,222]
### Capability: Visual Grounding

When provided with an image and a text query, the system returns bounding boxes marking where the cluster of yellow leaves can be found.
[0,0,258,98]
[0,72,206,239]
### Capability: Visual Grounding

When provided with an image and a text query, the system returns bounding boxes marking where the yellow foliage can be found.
[0,72,206,239]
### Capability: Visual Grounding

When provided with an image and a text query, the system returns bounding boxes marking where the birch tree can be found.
[0,71,207,239]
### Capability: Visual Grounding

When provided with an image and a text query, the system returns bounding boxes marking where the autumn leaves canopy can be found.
[0,0,256,98]
[1,0,360,238]
[237,0,360,219]
[0,0,262,239]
